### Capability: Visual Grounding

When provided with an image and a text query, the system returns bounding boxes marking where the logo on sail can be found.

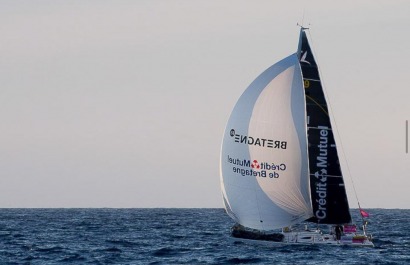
[227,155,285,179]
[300,51,311,64]
[314,126,329,220]
[230,129,287,149]
[251,160,260,169]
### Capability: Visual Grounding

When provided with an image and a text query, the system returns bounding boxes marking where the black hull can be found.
[231,224,284,242]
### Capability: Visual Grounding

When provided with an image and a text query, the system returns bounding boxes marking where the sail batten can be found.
[307,126,333,130]
[309,174,342,178]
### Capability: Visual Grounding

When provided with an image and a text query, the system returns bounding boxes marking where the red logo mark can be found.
[251,160,260,169]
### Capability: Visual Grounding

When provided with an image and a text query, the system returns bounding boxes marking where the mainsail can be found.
[220,28,352,231]
[298,30,351,224]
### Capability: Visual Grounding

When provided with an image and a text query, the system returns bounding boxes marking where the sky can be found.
[1,0,409,209]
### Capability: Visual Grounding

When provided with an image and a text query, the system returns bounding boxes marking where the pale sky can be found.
[1,0,409,208]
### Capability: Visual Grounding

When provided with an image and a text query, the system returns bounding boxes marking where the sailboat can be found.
[219,27,373,247]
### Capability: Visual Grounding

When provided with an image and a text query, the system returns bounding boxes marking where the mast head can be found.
[296,23,309,56]
[297,22,309,31]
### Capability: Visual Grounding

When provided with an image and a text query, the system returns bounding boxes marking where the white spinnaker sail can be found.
[220,54,313,230]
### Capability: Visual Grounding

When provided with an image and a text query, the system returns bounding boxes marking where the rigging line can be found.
[306,30,362,209]
[249,157,264,228]
[305,95,328,116]
[254,188,264,229]
[406,120,408,154]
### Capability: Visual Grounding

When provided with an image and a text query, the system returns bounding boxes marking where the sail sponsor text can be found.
[227,155,286,179]
[313,125,329,220]
[229,129,287,149]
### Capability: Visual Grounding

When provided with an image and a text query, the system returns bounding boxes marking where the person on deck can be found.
[335,225,343,242]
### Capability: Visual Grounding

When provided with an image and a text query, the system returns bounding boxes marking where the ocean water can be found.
[0,208,408,264]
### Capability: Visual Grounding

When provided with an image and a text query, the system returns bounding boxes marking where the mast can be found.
[297,28,352,224]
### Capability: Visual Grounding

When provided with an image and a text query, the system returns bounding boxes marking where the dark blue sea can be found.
[0,208,408,264]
